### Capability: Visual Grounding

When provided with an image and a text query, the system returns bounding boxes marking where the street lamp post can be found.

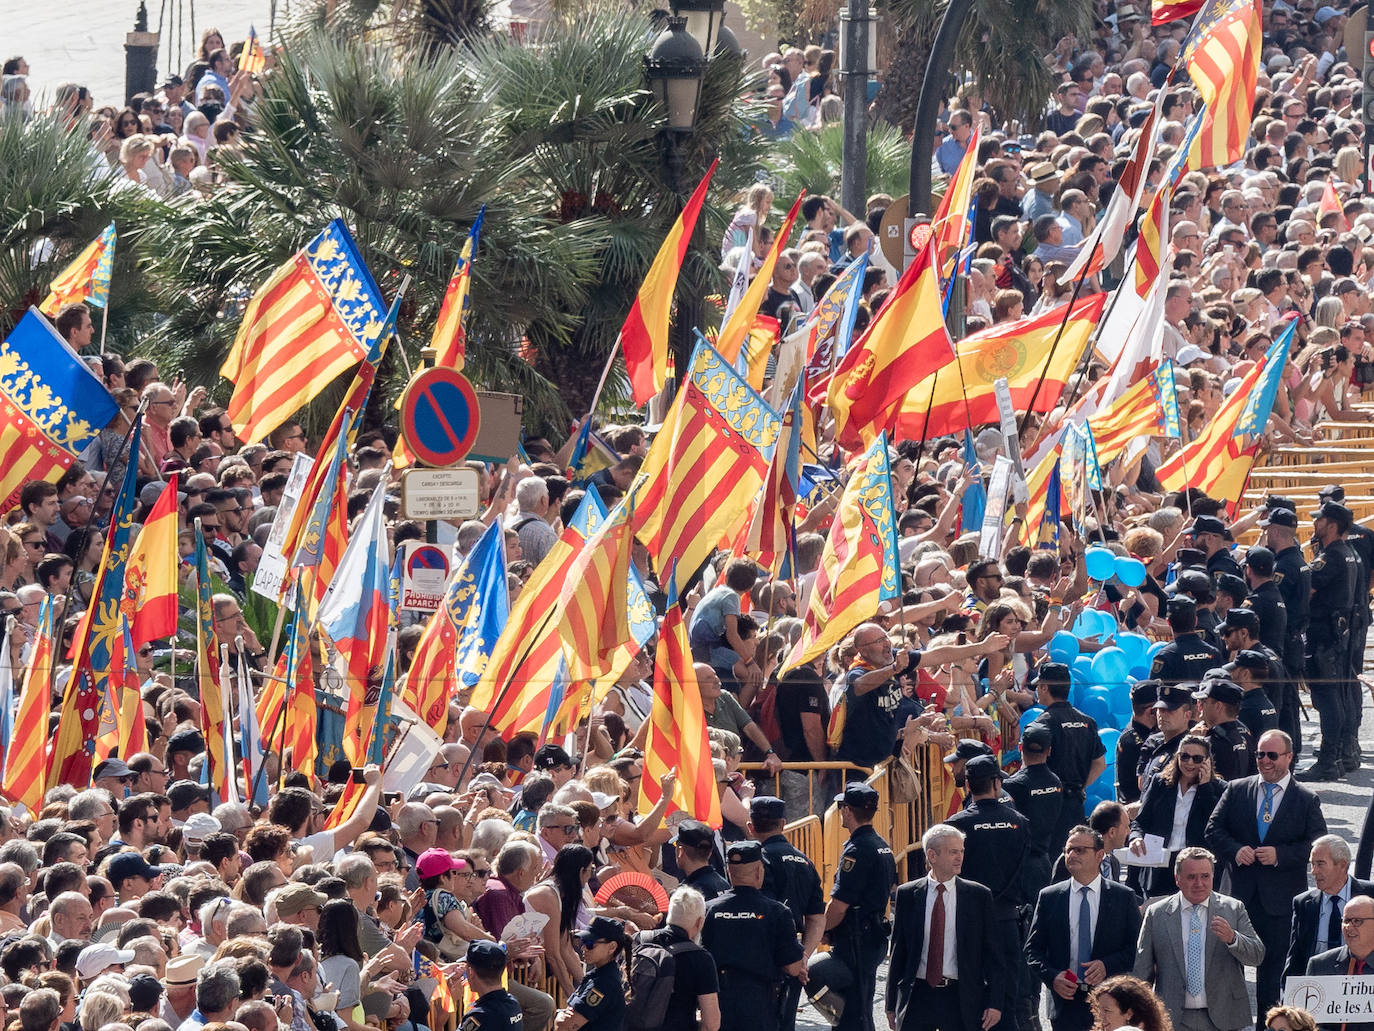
[839,3,876,218]
[644,16,707,382]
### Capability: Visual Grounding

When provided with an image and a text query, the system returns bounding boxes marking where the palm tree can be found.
[140,11,762,435]
[0,112,163,343]
[874,0,1094,130]
[763,121,915,200]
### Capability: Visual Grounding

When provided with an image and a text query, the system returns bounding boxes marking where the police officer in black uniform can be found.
[703,841,806,1031]
[459,941,523,1031]
[1173,570,1222,647]
[1229,651,1279,740]
[1191,677,1253,780]
[1137,684,1197,791]
[1300,500,1360,781]
[1114,681,1158,804]
[823,783,897,1031]
[1005,724,1064,899]
[1241,546,1288,656]
[1030,662,1106,855]
[1215,573,1249,627]
[947,754,1029,1031]
[1260,504,1310,750]
[1322,487,1373,774]
[750,797,825,1031]
[1187,514,1244,579]
[673,820,731,901]
[1149,596,1223,685]
[563,916,630,1031]
[944,738,994,793]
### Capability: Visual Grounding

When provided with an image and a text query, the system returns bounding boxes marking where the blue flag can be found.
[1234,319,1297,438]
[961,429,986,533]
[453,518,511,690]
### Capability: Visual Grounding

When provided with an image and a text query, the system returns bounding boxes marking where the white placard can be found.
[978,455,1014,559]
[382,700,443,796]
[1284,976,1374,1020]
[251,453,315,603]
[993,378,1029,503]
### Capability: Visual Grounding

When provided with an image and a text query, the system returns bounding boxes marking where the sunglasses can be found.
[1178,753,1208,764]
[1256,750,1290,761]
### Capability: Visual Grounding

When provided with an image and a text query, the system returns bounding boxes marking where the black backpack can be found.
[626,936,698,1031]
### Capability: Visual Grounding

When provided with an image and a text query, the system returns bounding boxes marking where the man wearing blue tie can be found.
[1206,730,1328,1029]
[1284,836,1374,983]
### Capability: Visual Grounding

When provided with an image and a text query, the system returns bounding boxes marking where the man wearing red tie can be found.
[886,824,1003,1031]
[1305,894,1374,1031]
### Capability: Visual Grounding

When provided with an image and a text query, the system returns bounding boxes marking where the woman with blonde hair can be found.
[721,183,773,259]
[1336,146,1364,186]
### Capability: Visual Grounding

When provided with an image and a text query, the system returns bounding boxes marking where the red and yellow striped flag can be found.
[828,239,955,450]
[630,343,780,596]
[893,292,1106,440]
[1157,357,1262,501]
[783,434,901,670]
[259,599,317,778]
[1319,180,1351,233]
[639,577,722,828]
[40,224,116,315]
[716,192,803,364]
[1153,0,1204,24]
[239,26,266,74]
[930,125,981,274]
[557,503,634,683]
[1086,365,1163,465]
[621,160,718,405]
[122,474,180,647]
[1180,0,1261,170]
[221,220,384,443]
[431,207,484,371]
[193,526,230,800]
[1134,183,1170,299]
[1,599,54,811]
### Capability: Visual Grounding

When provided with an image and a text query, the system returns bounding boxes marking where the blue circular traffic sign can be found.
[400,367,482,467]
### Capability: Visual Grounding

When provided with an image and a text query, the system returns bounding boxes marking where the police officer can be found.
[459,941,523,1031]
[1300,500,1359,781]
[750,797,825,1031]
[1191,677,1253,780]
[1260,504,1310,750]
[947,754,1029,1031]
[1030,662,1107,854]
[1149,596,1222,685]
[1173,570,1222,647]
[1186,514,1243,579]
[823,783,897,1031]
[1241,546,1287,656]
[1136,684,1197,791]
[1229,650,1279,740]
[562,916,631,1031]
[702,842,806,1031]
[1113,681,1158,804]
[1004,724,1064,900]
[672,821,731,900]
[943,738,994,794]
[1322,488,1373,775]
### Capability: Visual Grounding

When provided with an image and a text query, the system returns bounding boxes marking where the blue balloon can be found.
[1117,632,1150,665]
[1114,556,1147,588]
[1091,647,1130,688]
[1108,686,1134,720]
[1079,692,1111,727]
[1129,664,1150,679]
[1099,728,1122,754]
[1048,631,1080,663]
[1073,611,1103,638]
[1086,547,1117,581]
[1073,656,1095,680]
[1019,706,1045,730]
[1147,641,1168,659]
[1093,610,1118,642]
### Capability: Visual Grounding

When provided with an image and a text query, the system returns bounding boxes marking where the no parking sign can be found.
[400,540,452,612]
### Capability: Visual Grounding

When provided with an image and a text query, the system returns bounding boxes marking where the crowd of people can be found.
[2,6,1374,1031]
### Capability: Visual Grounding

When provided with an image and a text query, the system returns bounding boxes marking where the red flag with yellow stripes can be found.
[621,161,718,405]
[1180,0,1261,170]
[1,599,54,811]
[639,574,721,828]
[557,503,634,683]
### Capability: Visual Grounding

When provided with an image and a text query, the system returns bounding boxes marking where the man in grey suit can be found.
[1134,846,1266,1031]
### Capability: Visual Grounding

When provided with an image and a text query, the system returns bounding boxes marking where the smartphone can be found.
[382,791,402,805]
[350,768,367,784]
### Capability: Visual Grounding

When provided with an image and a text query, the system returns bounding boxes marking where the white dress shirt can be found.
[916,877,959,980]
[1182,899,1209,1009]
[1256,773,1291,824]
[1169,784,1197,850]
[1068,876,1103,969]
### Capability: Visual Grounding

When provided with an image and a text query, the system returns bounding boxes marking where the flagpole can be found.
[584,337,622,424]
[98,306,109,359]
[1018,239,1101,437]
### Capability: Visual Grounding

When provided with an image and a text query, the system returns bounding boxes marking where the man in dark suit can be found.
[887,824,1003,1031]
[1306,894,1374,1030]
[1025,826,1143,1031]
[1284,835,1374,982]
[1205,729,1328,1028]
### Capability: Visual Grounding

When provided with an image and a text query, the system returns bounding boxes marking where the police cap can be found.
[943,738,994,764]
[1021,723,1054,750]
[1230,649,1270,671]
[964,754,1004,780]
[1215,573,1248,601]
[1130,679,1160,706]
[1153,684,1195,710]
[1174,570,1214,600]
[1185,515,1228,537]
[1312,501,1354,532]
[1217,607,1259,635]
[1243,546,1275,576]
[671,820,715,848]
[1258,507,1298,529]
[832,783,880,809]
[749,796,787,822]
[1192,679,1243,705]
[726,840,764,865]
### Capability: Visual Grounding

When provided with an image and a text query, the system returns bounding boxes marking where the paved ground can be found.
[10,0,278,108]
[794,691,1374,1031]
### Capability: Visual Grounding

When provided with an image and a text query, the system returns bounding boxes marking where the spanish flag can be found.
[782,434,901,671]
[40,224,116,315]
[431,206,484,371]
[222,219,386,444]
[239,26,267,74]
[620,160,718,405]
[716,192,803,364]
[121,474,180,647]
[931,125,980,274]
[640,571,722,828]
[828,239,954,450]
[893,292,1106,440]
